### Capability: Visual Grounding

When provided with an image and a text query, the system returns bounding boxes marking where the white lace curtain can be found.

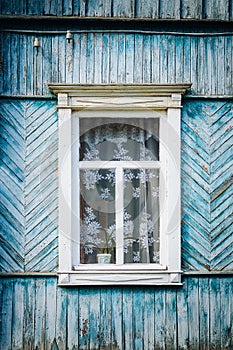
[79,118,160,264]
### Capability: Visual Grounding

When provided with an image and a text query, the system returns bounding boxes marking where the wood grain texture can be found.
[1,33,233,97]
[0,276,232,349]
[0,99,58,273]
[181,100,233,271]
[0,0,232,19]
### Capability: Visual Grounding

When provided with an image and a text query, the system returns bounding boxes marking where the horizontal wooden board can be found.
[0,0,232,20]
[0,276,232,349]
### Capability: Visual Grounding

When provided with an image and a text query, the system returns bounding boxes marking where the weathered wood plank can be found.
[0,279,13,349]
[199,278,210,350]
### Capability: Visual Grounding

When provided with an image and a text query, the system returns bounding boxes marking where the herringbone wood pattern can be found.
[0,100,58,272]
[182,100,233,270]
[0,99,232,271]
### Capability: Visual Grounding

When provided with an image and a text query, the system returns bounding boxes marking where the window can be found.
[49,84,191,285]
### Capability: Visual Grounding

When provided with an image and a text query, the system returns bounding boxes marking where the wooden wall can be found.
[1,32,233,97]
[1,98,232,273]
[0,0,232,20]
[0,3,232,349]
[0,275,232,349]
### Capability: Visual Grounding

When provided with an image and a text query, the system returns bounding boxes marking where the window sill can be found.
[58,267,182,286]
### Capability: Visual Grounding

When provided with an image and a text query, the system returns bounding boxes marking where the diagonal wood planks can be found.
[181,100,233,271]
[0,99,232,272]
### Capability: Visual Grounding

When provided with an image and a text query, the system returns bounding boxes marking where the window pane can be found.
[80,169,116,264]
[123,168,160,264]
[80,118,159,161]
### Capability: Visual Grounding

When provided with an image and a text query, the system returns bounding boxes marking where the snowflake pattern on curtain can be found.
[79,120,160,264]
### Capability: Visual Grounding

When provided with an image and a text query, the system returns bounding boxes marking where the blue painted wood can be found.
[0,98,232,273]
[1,276,231,349]
[181,100,233,271]
[1,33,233,96]
[0,0,231,20]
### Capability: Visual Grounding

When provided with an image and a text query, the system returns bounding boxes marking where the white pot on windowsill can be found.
[97,253,111,264]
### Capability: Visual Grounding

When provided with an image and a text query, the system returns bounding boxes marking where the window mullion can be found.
[115,165,124,265]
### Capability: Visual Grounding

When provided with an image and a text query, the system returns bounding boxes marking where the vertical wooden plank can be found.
[10,34,19,95]
[79,288,101,350]
[181,0,202,19]
[11,279,24,349]
[118,34,126,83]
[197,37,205,94]
[183,36,191,83]
[109,34,118,83]
[123,288,133,350]
[67,288,79,350]
[160,35,168,83]
[51,36,59,83]
[23,279,36,350]
[89,289,101,350]
[80,34,87,83]
[209,278,221,349]
[34,279,46,349]
[136,0,159,18]
[199,277,210,350]
[42,36,52,95]
[187,278,199,349]
[204,36,211,95]
[86,33,95,83]
[165,289,177,350]
[160,0,180,19]
[204,0,229,20]
[143,288,155,350]
[177,278,189,349]
[3,32,11,94]
[125,34,134,83]
[26,36,34,95]
[151,35,160,83]
[73,0,81,15]
[167,35,175,83]
[63,0,73,15]
[133,34,143,83]
[154,289,166,349]
[220,277,232,350]
[175,35,183,82]
[45,278,57,349]
[66,37,73,84]
[112,288,123,349]
[99,288,112,348]
[73,34,81,83]
[225,36,232,95]
[55,284,67,350]
[34,35,43,95]
[58,35,66,83]
[142,35,151,83]
[94,34,103,83]
[190,36,198,94]
[86,0,111,17]
[133,289,144,350]
[217,36,225,95]
[0,279,13,350]
[112,0,135,18]
[102,33,110,83]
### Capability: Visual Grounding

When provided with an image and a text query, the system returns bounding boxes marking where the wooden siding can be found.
[1,33,233,97]
[0,0,232,20]
[0,275,232,349]
[181,100,233,271]
[0,100,58,272]
[0,99,232,273]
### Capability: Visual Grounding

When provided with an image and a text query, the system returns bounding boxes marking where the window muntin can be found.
[79,118,161,266]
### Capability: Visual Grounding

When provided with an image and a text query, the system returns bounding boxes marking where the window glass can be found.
[80,118,159,161]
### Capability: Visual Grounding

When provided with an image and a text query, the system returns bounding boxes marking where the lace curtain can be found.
[79,118,160,264]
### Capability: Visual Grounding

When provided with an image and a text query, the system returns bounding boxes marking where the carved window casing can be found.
[49,84,191,286]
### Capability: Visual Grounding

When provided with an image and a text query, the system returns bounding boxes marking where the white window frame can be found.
[49,84,191,286]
